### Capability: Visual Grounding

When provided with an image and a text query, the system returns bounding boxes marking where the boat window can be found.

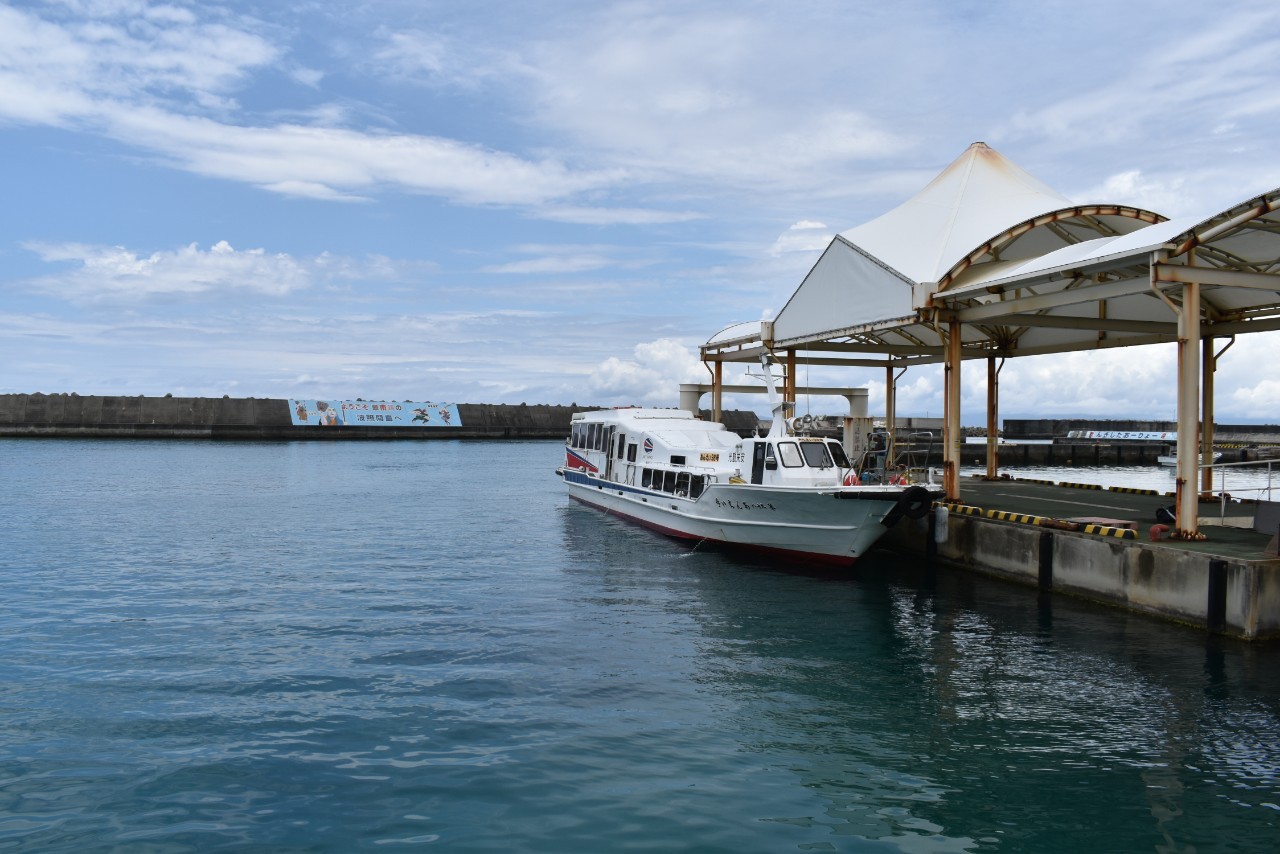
[764,444,777,470]
[799,441,834,468]
[671,455,686,466]
[689,476,705,499]
[826,440,851,468]
[778,441,804,467]
[663,470,677,493]
[571,423,581,448]
[627,443,637,463]
[587,423,598,450]
[616,433,626,459]
[675,472,691,497]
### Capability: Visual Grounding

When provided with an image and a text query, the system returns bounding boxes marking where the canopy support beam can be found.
[1201,337,1215,496]
[986,356,1002,479]
[1175,275,1204,539]
[944,320,963,500]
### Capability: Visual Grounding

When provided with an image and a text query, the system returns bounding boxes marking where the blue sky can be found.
[2,0,1279,423]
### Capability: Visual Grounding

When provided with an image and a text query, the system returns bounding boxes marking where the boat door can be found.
[751,442,767,484]
[602,426,616,480]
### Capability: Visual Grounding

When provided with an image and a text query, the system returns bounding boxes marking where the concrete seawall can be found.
[883,508,1280,640]
[0,394,760,440]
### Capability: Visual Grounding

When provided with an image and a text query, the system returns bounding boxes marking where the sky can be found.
[2,0,1279,425]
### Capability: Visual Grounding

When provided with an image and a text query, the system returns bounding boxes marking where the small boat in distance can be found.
[1157,450,1223,467]
[556,357,940,565]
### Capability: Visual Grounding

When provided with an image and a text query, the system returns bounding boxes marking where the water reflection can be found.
[559,506,1280,851]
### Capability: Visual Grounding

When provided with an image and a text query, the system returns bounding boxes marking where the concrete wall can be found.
[0,394,760,440]
[0,394,292,437]
[884,511,1280,640]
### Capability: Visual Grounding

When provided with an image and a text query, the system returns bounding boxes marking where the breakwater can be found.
[1005,417,1280,445]
[0,394,760,440]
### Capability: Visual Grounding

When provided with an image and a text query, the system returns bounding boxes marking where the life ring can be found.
[843,471,860,486]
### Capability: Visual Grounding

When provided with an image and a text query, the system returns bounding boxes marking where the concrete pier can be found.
[883,476,1280,640]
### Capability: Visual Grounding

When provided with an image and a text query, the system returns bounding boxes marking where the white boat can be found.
[556,358,939,566]
[1157,451,1223,466]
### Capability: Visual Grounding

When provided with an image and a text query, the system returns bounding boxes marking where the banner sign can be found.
[289,399,462,427]
[1066,430,1174,441]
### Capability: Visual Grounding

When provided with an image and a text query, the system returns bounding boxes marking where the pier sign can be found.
[289,399,462,427]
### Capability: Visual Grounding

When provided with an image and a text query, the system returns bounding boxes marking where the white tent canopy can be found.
[841,141,1074,286]
[702,142,1280,535]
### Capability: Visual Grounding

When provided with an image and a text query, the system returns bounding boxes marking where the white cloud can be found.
[371,29,450,81]
[769,220,832,257]
[536,206,705,225]
[521,7,904,193]
[0,4,622,206]
[20,239,391,302]
[97,106,620,206]
[0,3,278,112]
[482,254,612,275]
[1230,379,1280,417]
[586,338,706,406]
[290,66,325,88]
[1074,170,1188,216]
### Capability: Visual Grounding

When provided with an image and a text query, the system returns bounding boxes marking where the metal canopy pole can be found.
[712,360,723,423]
[944,320,963,500]
[1201,337,1215,495]
[1176,278,1203,539]
[986,356,1001,479]
[885,364,896,473]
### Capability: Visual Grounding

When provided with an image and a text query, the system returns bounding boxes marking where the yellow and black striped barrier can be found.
[1013,477,1056,486]
[985,509,1045,525]
[1081,523,1137,539]
[1058,481,1103,490]
[937,502,985,516]
[1107,486,1161,495]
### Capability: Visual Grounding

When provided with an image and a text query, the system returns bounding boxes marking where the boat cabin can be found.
[566,409,854,494]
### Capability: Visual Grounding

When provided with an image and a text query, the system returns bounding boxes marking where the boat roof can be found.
[646,428,743,449]
[572,408,712,425]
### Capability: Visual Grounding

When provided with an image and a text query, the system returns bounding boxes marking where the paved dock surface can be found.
[950,476,1276,561]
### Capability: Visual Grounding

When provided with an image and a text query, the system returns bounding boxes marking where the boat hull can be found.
[561,467,921,566]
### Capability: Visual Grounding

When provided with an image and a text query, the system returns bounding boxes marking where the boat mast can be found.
[759,355,789,439]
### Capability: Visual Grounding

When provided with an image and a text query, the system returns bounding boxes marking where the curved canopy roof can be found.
[705,144,1280,370]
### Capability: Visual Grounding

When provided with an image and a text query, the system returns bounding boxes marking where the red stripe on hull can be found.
[567,493,857,568]
[564,450,598,473]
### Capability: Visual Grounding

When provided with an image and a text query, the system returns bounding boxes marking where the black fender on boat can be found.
[880,485,937,528]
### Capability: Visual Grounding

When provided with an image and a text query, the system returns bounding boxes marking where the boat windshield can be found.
[799,441,834,468]
[826,440,851,468]
[777,442,804,467]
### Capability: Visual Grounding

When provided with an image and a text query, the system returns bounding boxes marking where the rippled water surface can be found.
[2,439,1278,852]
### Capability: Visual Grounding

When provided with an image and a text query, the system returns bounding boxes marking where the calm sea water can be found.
[1,439,1278,852]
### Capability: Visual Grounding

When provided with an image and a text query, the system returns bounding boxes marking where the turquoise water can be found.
[1,439,1278,852]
